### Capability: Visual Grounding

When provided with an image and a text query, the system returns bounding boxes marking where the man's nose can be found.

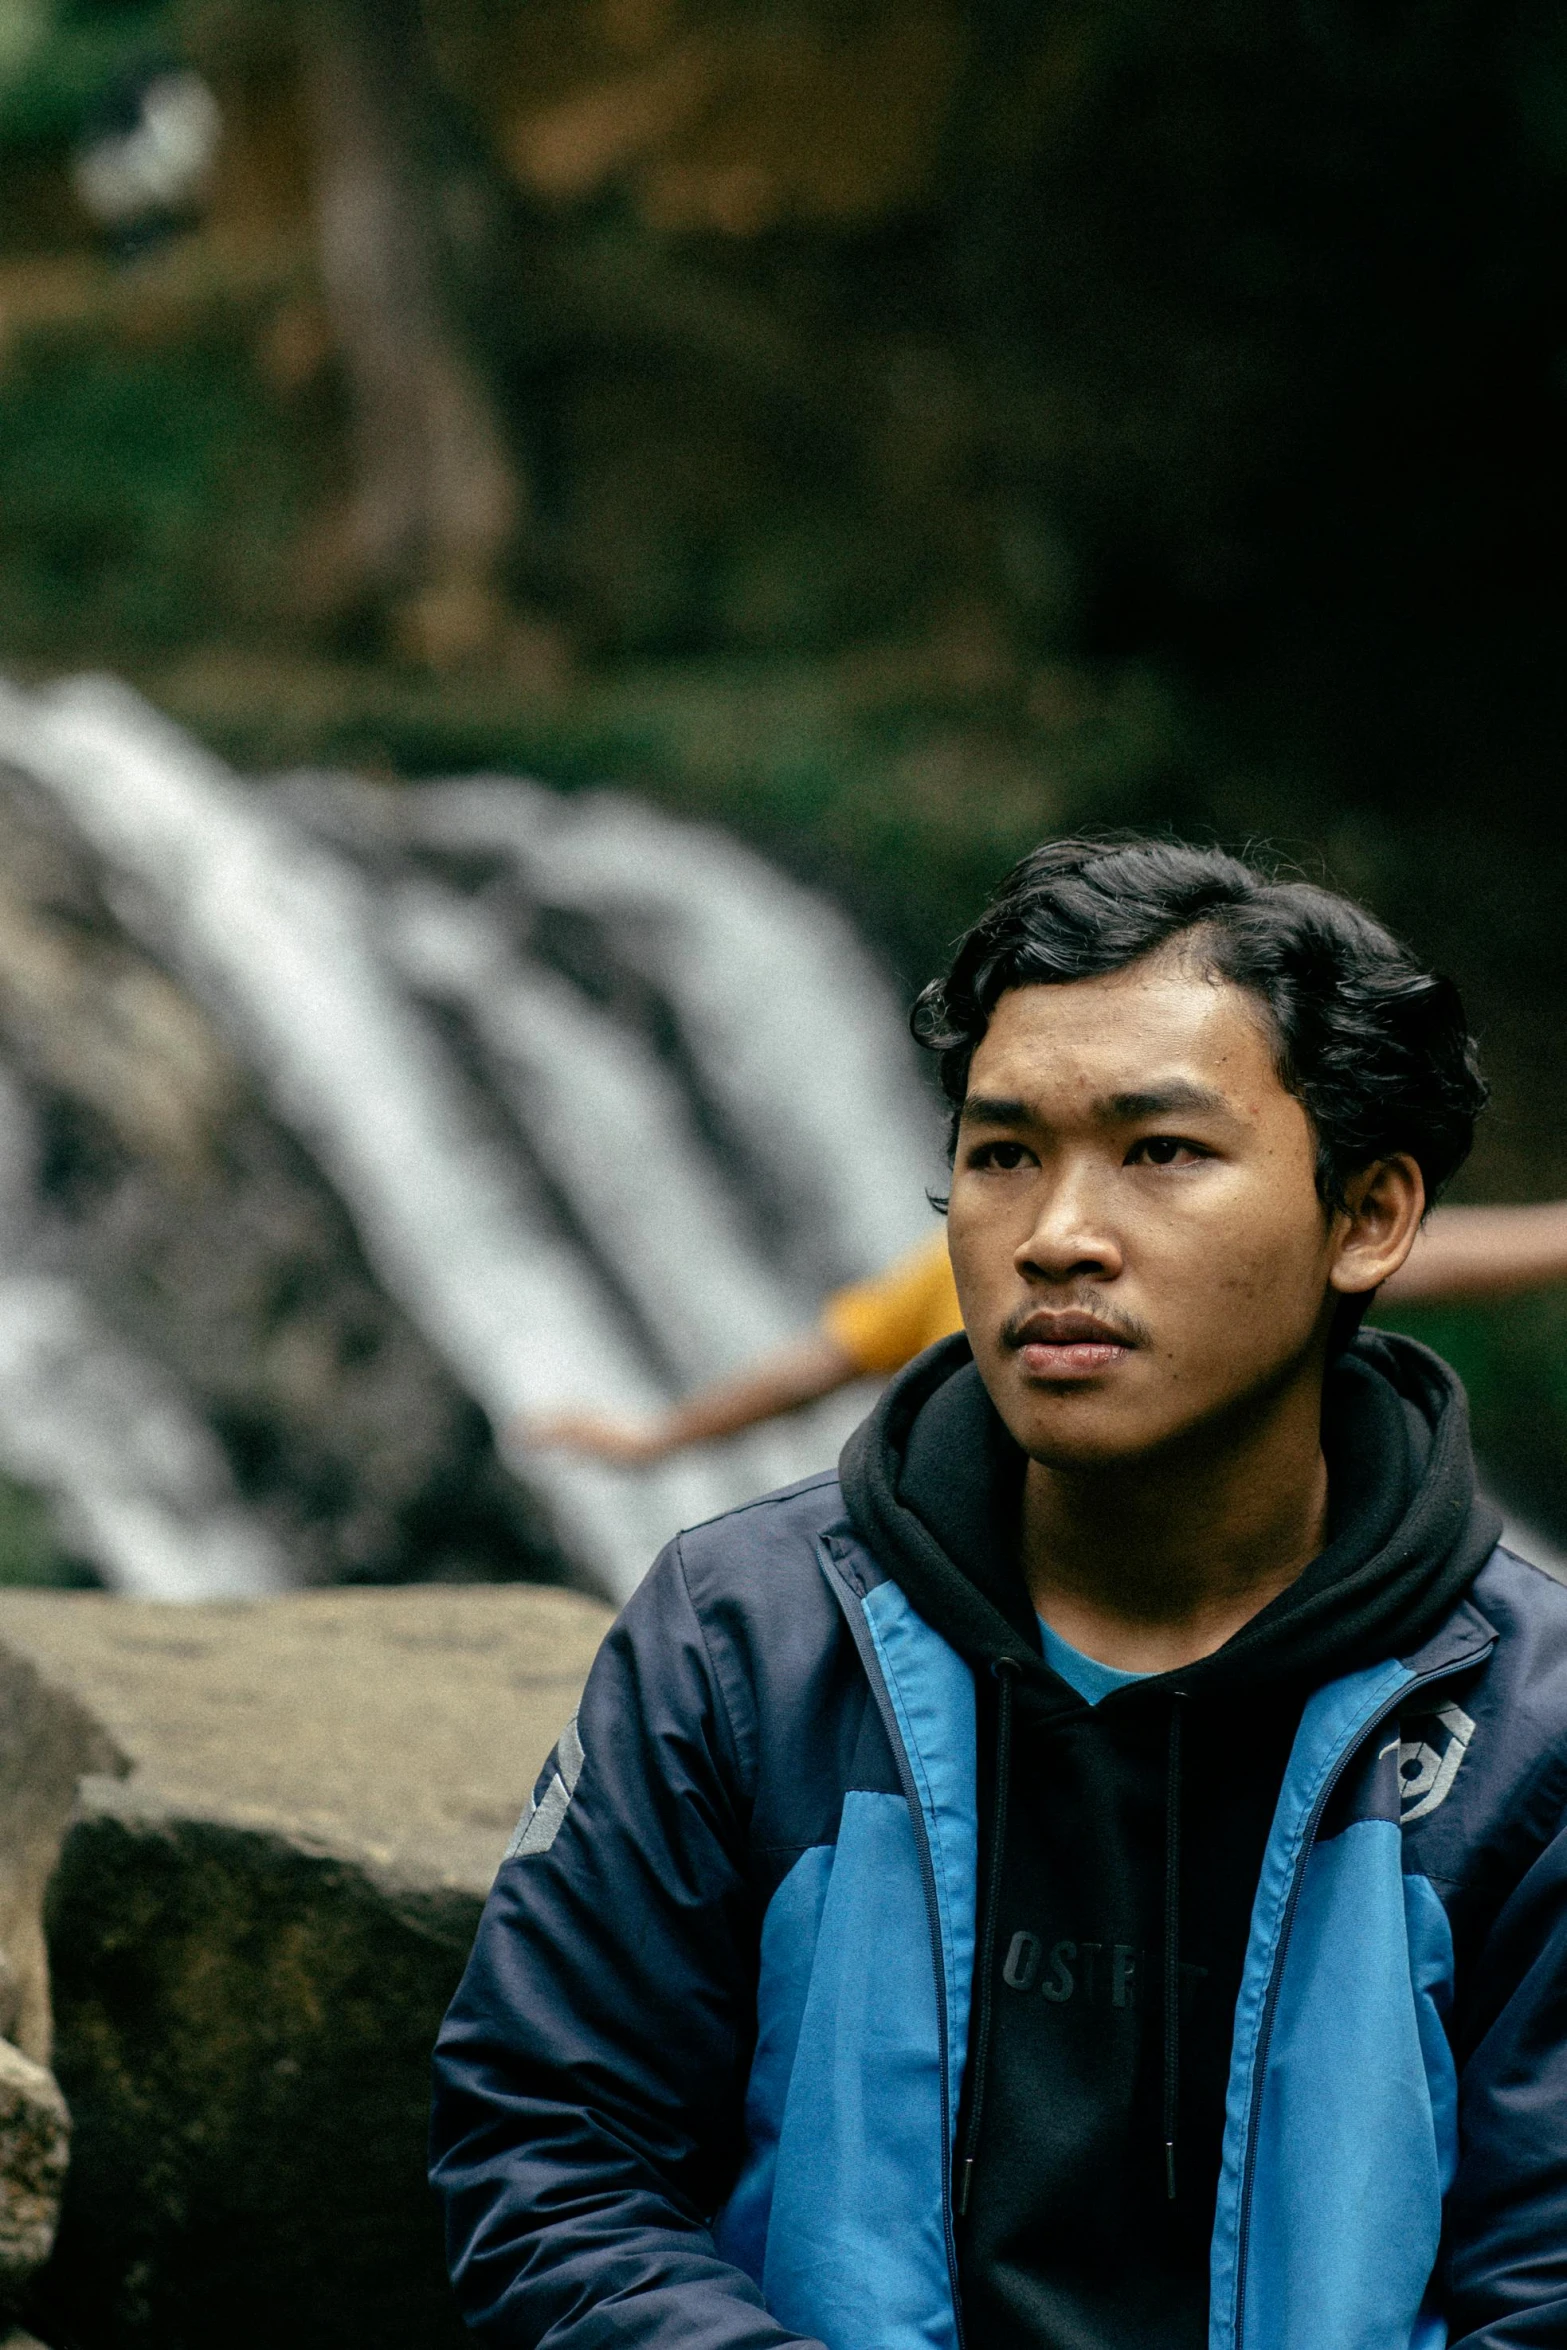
[1015,1166,1122,1283]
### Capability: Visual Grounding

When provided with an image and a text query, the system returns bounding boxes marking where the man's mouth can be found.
[1005,1309,1137,1381]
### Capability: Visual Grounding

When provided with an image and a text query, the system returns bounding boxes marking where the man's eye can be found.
[970,1140,1030,1171]
[1128,1136,1205,1168]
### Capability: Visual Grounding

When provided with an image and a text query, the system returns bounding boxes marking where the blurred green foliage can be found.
[1374,1295,1567,1544]
[3,2,1565,693]
[0,0,176,144]
[0,325,305,653]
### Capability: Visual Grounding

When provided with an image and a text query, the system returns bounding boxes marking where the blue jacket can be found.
[431,1468,1567,2350]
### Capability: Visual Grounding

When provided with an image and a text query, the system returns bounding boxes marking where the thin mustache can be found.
[1001,1298,1153,1351]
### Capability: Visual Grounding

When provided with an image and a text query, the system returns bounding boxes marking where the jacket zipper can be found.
[1229,1645,1492,2348]
[818,1540,969,2350]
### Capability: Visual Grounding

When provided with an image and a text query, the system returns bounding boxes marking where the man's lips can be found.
[1006,1310,1136,1379]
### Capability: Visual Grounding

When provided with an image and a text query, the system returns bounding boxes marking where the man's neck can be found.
[1021,1374,1331,1676]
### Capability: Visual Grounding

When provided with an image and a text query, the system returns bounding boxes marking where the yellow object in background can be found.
[821,1232,962,1376]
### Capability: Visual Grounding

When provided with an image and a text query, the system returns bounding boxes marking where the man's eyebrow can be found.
[958,1094,1031,1126]
[959,1082,1239,1127]
[1101,1082,1233,1122]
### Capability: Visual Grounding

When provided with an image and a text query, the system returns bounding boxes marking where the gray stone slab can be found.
[0,1585,610,2350]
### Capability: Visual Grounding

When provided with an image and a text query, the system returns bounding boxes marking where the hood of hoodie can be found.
[839,1324,1502,1705]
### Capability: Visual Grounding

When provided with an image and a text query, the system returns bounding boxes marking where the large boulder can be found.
[0,1584,611,2350]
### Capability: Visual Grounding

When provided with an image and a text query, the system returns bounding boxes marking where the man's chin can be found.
[982,1364,1195,1474]
[991,1394,1163,1473]
[1016,1423,1174,1475]
[997,1363,1312,1477]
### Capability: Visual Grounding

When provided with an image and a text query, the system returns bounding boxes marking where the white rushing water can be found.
[0,1065,289,1598]
[0,675,944,1601]
[0,1273,291,1599]
[370,777,943,1285]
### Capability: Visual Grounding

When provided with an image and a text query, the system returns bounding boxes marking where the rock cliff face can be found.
[0,1584,611,2350]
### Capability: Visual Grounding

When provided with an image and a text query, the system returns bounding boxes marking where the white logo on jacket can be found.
[1393,1702,1476,1823]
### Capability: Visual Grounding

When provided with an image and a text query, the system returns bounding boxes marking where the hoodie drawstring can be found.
[955,1656,1017,2221]
[1162,1691,1187,2201]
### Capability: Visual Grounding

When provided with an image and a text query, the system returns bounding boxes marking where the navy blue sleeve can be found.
[1445,1820,1567,2346]
[430,1539,824,2350]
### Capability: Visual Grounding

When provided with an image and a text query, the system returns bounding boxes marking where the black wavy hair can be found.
[912,837,1487,1215]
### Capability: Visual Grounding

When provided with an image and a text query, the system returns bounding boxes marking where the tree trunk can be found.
[301,0,523,665]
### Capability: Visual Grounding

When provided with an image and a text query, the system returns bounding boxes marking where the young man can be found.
[432,840,1567,2350]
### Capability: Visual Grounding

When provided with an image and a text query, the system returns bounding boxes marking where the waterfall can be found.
[0,676,944,1602]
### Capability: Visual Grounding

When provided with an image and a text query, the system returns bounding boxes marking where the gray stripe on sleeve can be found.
[502,1710,583,1862]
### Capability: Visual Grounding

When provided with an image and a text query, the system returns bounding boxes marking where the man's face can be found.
[946,951,1355,1471]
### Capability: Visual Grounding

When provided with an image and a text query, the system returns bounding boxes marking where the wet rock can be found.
[0,2039,68,2293]
[0,1583,610,2350]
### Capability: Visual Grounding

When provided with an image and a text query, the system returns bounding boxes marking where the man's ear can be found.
[1328,1153,1427,1300]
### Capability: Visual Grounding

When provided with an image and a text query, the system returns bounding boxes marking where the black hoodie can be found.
[839,1327,1500,2350]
